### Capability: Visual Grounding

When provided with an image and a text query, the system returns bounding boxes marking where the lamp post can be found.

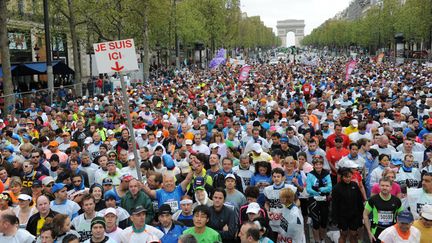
[43,0,54,105]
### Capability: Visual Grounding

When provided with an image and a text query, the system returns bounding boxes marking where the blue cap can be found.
[11,134,20,141]
[397,209,414,223]
[104,190,117,201]
[3,145,14,153]
[391,158,403,166]
[147,121,153,126]
[22,134,32,141]
[280,137,288,143]
[51,183,66,193]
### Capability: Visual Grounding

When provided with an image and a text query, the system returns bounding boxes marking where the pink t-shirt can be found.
[371,182,401,197]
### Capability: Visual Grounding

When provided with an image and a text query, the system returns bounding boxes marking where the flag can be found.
[376,53,385,64]
[239,65,252,81]
[345,60,357,81]
[209,48,226,69]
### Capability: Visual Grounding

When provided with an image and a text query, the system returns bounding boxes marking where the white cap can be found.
[128,154,135,160]
[336,159,359,169]
[42,176,55,186]
[18,194,32,201]
[156,131,163,138]
[178,161,191,174]
[350,119,358,128]
[104,207,117,216]
[246,202,260,214]
[0,119,4,123]
[84,137,93,144]
[209,143,219,149]
[225,173,236,181]
[251,143,263,153]
[107,130,114,135]
[94,105,99,111]
[280,118,287,123]
[421,204,432,220]
[185,139,193,145]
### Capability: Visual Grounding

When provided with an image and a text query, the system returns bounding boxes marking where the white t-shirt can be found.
[405,188,432,219]
[264,184,297,232]
[105,228,124,243]
[83,236,117,243]
[278,205,306,243]
[0,229,35,243]
[119,225,164,242]
[395,169,421,189]
[50,199,81,220]
[378,225,421,243]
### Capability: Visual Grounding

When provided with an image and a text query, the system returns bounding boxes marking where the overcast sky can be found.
[240,0,351,35]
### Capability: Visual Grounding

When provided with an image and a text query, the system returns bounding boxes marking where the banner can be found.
[345,60,357,81]
[229,58,245,67]
[239,65,252,81]
[376,53,385,64]
[209,48,226,69]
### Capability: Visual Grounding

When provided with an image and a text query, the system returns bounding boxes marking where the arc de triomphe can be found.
[276,19,305,47]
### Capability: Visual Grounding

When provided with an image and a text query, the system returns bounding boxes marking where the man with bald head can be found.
[143,168,193,213]
[371,135,396,157]
[26,195,58,236]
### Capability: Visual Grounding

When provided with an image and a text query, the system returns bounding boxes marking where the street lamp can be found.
[34,45,40,61]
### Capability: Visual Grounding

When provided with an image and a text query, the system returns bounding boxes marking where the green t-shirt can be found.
[183,226,222,243]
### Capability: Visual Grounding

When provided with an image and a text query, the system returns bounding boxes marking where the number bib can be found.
[378,211,394,226]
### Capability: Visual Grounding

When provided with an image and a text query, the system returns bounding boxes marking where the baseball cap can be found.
[421,204,432,220]
[225,173,236,181]
[178,161,191,174]
[3,145,14,153]
[104,207,117,217]
[158,204,172,215]
[42,176,55,186]
[194,177,205,187]
[427,118,432,125]
[185,139,193,145]
[251,143,263,153]
[120,174,133,182]
[246,202,260,214]
[104,190,117,201]
[397,209,414,223]
[131,205,147,215]
[280,137,288,143]
[350,119,358,128]
[18,194,32,201]
[52,183,67,193]
[32,180,42,187]
[102,178,113,186]
[209,143,219,150]
[391,158,403,166]
[84,137,93,144]
[156,131,162,138]
[280,118,288,123]
[49,141,59,147]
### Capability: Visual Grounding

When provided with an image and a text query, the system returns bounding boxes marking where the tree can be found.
[0,0,14,116]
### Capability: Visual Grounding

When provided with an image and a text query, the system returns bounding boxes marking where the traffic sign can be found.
[93,39,139,74]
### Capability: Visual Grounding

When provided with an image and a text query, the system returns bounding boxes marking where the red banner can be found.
[239,65,252,81]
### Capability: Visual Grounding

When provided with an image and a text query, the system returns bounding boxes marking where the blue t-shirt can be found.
[156,185,185,212]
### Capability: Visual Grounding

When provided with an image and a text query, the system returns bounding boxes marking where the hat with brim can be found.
[132,205,147,215]
[421,204,432,220]
[397,209,414,223]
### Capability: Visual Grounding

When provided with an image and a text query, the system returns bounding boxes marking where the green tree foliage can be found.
[302,0,432,50]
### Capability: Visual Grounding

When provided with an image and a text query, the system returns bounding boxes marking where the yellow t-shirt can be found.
[413,219,432,243]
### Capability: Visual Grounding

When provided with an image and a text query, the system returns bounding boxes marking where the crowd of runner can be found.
[0,53,431,243]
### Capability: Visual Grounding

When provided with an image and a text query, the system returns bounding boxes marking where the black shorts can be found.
[337,216,362,231]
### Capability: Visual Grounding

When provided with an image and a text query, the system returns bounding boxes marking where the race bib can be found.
[314,195,326,201]
[166,200,179,212]
[378,211,394,225]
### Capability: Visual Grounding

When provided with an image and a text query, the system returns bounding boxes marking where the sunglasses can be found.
[45,183,53,187]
